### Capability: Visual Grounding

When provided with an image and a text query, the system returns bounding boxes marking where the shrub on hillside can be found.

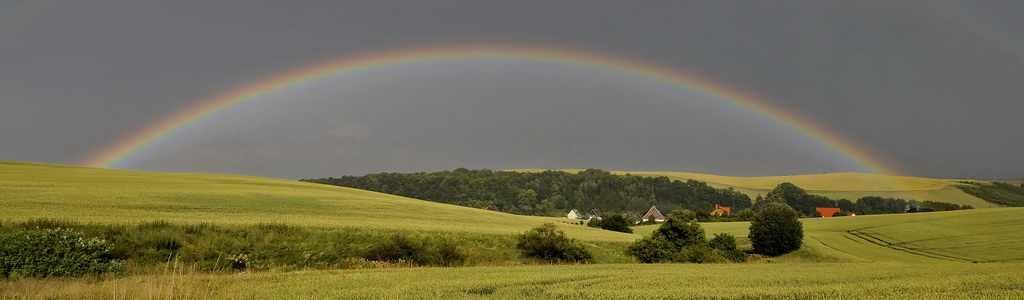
[708,233,746,262]
[668,209,697,222]
[598,214,633,233]
[362,234,466,266]
[628,216,743,263]
[653,217,706,249]
[628,235,675,263]
[516,223,593,263]
[748,202,803,256]
[0,228,122,278]
[363,234,423,263]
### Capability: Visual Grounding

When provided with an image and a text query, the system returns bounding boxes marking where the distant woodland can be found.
[303,169,977,219]
[958,182,1024,207]
[303,169,752,218]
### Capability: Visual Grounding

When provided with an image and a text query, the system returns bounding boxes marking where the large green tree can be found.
[748,202,803,256]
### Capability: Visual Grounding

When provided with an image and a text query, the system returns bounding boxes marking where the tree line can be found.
[758,182,971,217]
[302,168,752,218]
[957,182,1024,207]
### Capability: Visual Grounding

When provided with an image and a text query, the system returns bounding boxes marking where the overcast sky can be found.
[2,0,1022,180]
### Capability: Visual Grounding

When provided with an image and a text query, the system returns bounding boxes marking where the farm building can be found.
[585,209,602,220]
[566,209,582,219]
[711,204,731,216]
[815,207,841,217]
[641,206,666,222]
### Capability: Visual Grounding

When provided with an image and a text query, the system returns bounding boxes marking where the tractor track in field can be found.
[846,229,977,263]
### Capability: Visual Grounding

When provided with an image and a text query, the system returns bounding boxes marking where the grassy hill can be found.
[0,160,631,242]
[5,160,1019,261]
[516,169,993,208]
[634,207,1024,263]
[4,160,1024,298]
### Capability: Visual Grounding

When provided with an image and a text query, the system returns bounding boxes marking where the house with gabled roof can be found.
[585,209,602,220]
[641,206,666,222]
[711,204,731,216]
[566,209,583,219]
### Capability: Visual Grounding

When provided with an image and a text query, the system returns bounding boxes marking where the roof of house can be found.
[713,204,732,214]
[586,209,601,217]
[642,206,665,221]
[815,207,842,217]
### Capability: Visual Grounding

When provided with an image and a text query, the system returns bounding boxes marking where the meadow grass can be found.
[635,207,1024,264]
[5,160,1024,298]
[0,160,634,242]
[799,208,1024,263]
[3,263,1022,299]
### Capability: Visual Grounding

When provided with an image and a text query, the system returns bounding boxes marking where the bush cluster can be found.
[0,228,122,278]
[363,234,465,267]
[516,223,593,263]
[585,213,633,233]
[627,213,745,263]
[0,219,494,274]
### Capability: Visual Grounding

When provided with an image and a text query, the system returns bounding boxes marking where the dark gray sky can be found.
[2,0,1022,180]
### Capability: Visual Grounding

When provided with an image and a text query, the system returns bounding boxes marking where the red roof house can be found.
[815,207,842,218]
[711,204,732,216]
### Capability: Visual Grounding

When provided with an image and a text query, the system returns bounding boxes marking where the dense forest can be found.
[302,169,752,218]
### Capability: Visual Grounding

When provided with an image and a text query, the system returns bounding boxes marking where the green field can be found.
[518,169,993,208]
[3,160,1023,298]
[5,263,1023,299]
[0,160,630,242]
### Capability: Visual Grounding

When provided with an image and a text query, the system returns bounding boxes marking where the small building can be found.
[907,206,935,213]
[585,209,602,220]
[815,207,842,218]
[641,206,666,222]
[566,209,583,219]
[711,204,732,216]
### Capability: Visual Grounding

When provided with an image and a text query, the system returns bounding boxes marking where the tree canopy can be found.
[749,202,803,256]
[303,169,752,218]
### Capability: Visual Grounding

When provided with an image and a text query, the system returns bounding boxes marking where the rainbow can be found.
[82,43,902,176]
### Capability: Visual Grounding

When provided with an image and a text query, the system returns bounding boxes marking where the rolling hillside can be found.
[4,160,1021,264]
[517,169,993,208]
[635,207,1024,263]
[0,160,631,242]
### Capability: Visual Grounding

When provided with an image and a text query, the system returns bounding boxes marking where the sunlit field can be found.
[0,160,631,242]
[3,160,1023,298]
[4,263,1022,299]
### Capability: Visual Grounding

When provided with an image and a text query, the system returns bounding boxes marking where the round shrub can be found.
[598,214,633,233]
[748,202,804,256]
[627,235,674,263]
[708,233,746,262]
[516,223,593,263]
[653,217,705,249]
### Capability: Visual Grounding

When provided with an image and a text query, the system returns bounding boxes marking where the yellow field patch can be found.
[0,160,634,242]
